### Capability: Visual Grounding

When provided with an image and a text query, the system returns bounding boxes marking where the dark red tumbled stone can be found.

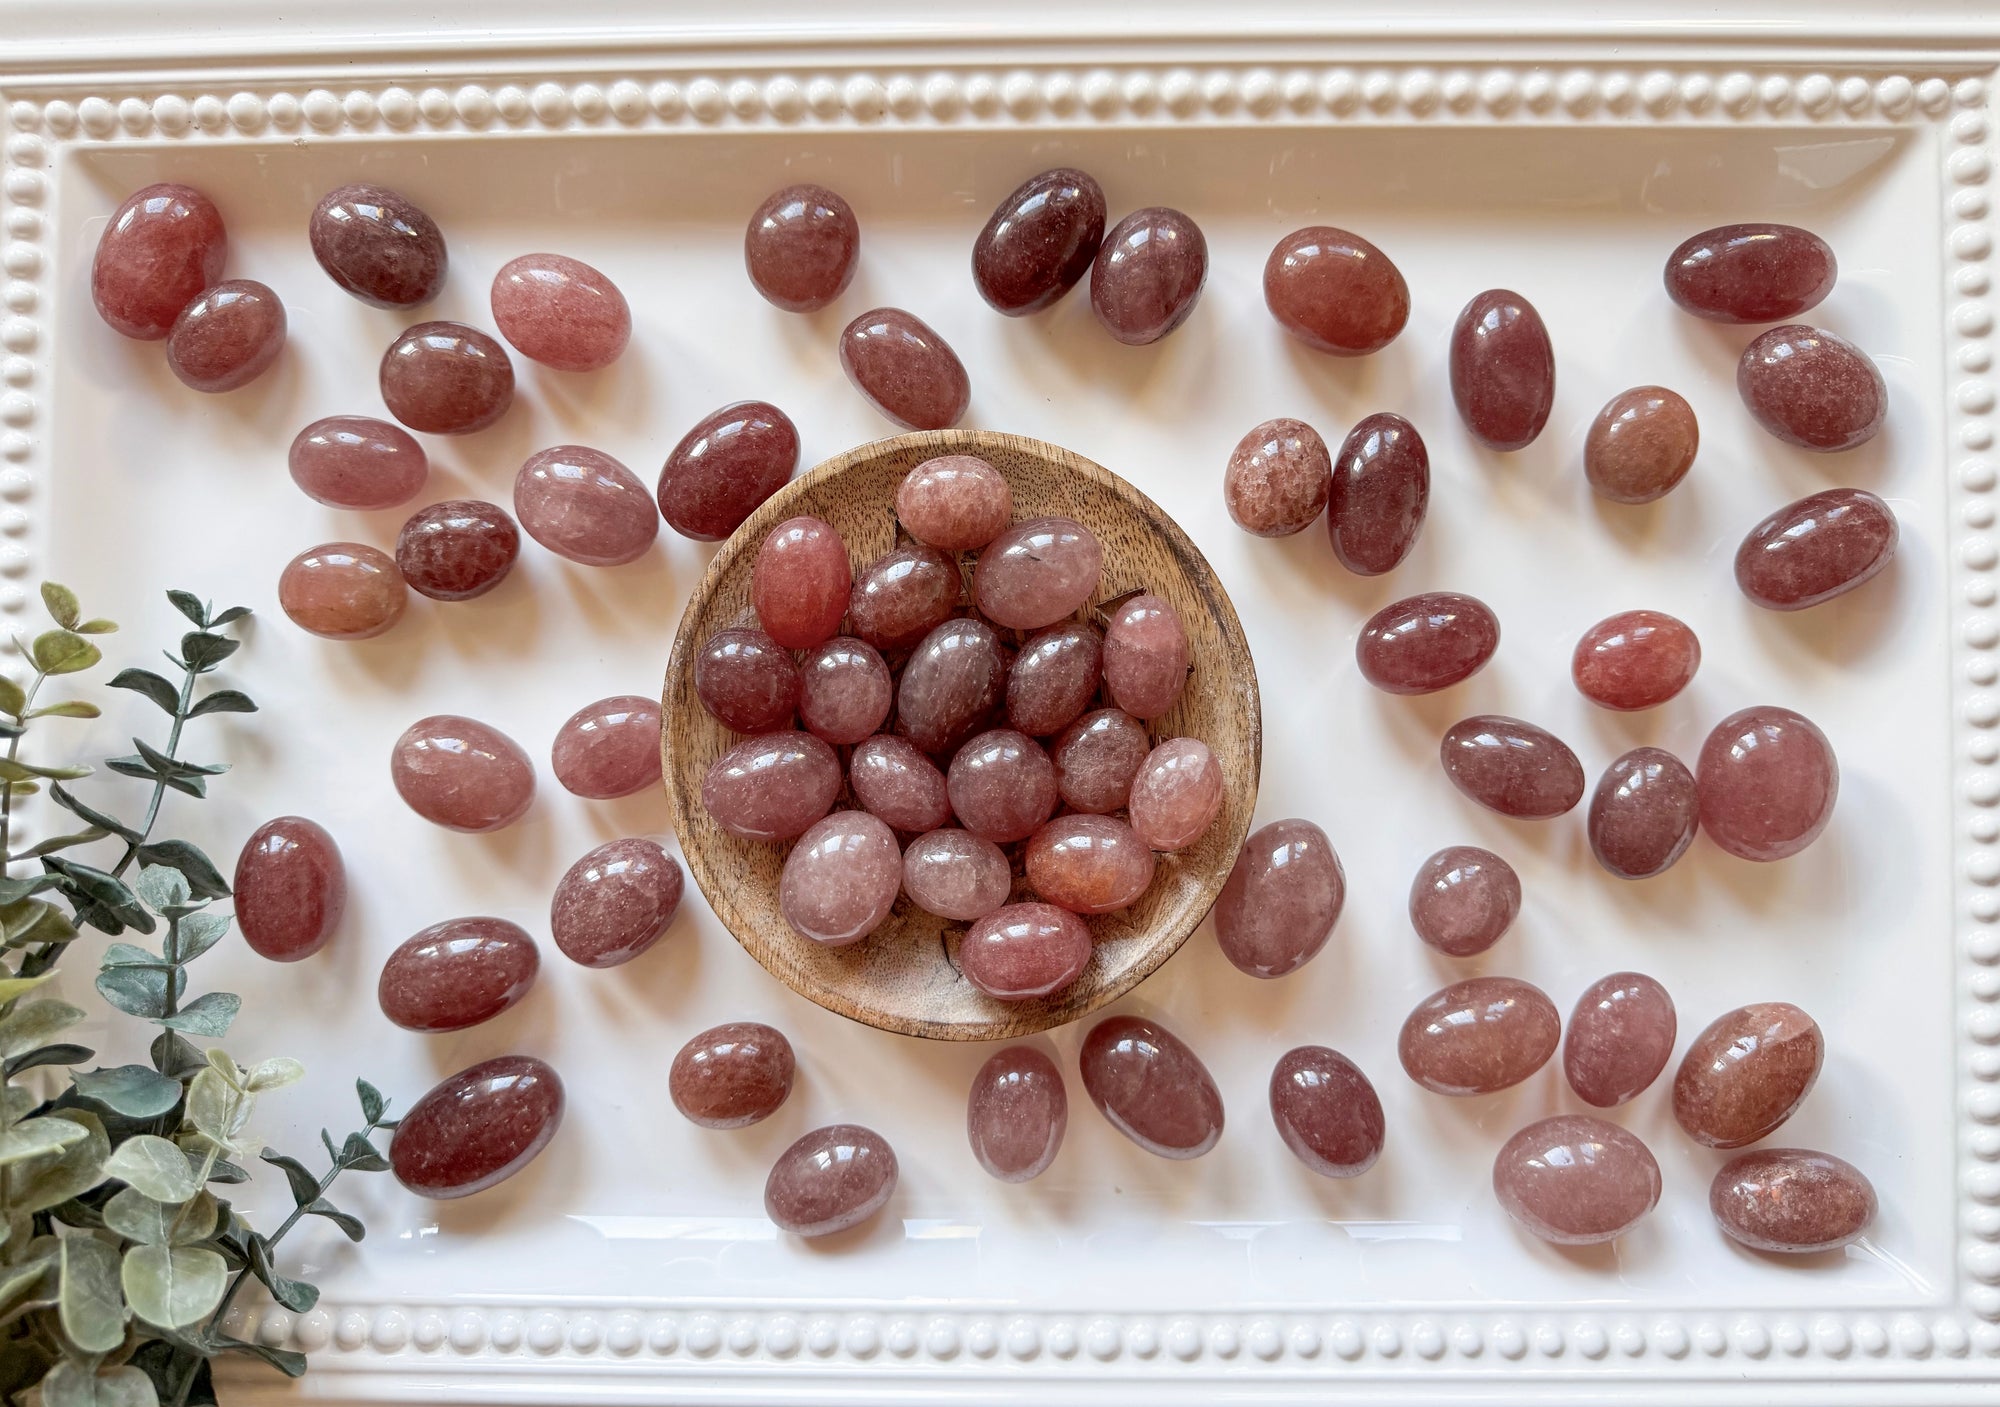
[1449,289,1555,451]
[1024,814,1155,915]
[1263,226,1409,356]
[1102,595,1187,722]
[1050,708,1150,815]
[1269,1046,1384,1178]
[1737,324,1886,452]
[1356,592,1498,695]
[947,729,1058,844]
[1329,413,1428,575]
[1735,487,1898,610]
[279,543,406,641]
[849,735,952,833]
[550,694,662,800]
[380,321,514,435]
[764,1124,897,1237]
[1007,623,1103,737]
[549,837,683,968]
[744,184,859,314]
[839,307,970,431]
[310,183,447,309]
[973,518,1103,631]
[701,732,841,841]
[1214,819,1344,979]
[390,1055,563,1199]
[490,252,630,372]
[671,1022,795,1129]
[1079,1015,1224,1159]
[1493,1115,1662,1246]
[92,183,227,341]
[849,544,963,654]
[973,168,1106,316]
[694,628,800,734]
[1589,747,1700,880]
[657,401,799,541]
[1696,705,1839,862]
[967,1046,1067,1183]
[1090,207,1207,346]
[166,280,286,393]
[377,917,539,1032]
[1664,223,1837,324]
[395,499,519,602]
[895,616,1009,756]
[1571,609,1700,711]
[1440,715,1584,819]
[896,455,1013,551]
[234,816,345,962]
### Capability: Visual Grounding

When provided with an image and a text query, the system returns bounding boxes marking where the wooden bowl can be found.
[661,429,1262,1041]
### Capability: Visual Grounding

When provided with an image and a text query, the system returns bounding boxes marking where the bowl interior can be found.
[661,429,1262,1041]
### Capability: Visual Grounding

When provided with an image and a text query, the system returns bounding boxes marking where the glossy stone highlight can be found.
[798,638,892,745]
[1007,623,1102,737]
[1440,715,1584,819]
[744,184,859,313]
[1493,1116,1662,1246]
[973,168,1107,316]
[1664,223,1837,324]
[490,252,630,372]
[391,714,535,833]
[656,399,799,542]
[1589,747,1700,880]
[289,416,429,511]
[948,729,1058,844]
[166,279,285,393]
[839,307,970,431]
[1399,976,1560,1096]
[396,499,519,602]
[849,544,963,654]
[779,811,902,946]
[279,543,406,641]
[1673,1002,1823,1149]
[1735,487,1898,611]
[671,1022,794,1129]
[550,837,682,969]
[896,455,1013,551]
[1329,412,1429,575]
[1090,207,1207,345]
[515,445,657,567]
[1710,1148,1876,1253]
[902,828,1012,922]
[1563,972,1676,1108]
[1408,846,1520,958]
[1079,1015,1224,1159]
[1214,819,1344,979]
[701,732,841,842]
[1127,738,1223,852]
[1051,708,1151,814]
[1572,610,1700,712]
[550,694,662,800]
[764,1124,897,1237]
[1025,814,1156,914]
[1356,592,1498,696]
[695,628,800,734]
[973,517,1103,630]
[895,617,1008,756]
[390,1055,562,1199]
[380,321,514,435]
[310,183,446,309]
[1103,595,1187,721]
[752,516,850,649]
[1737,324,1886,452]
[377,917,539,1032]
[1449,289,1555,451]
[1269,1046,1383,1178]
[1264,226,1409,356]
[850,736,952,833]
[967,1047,1067,1182]
[1224,418,1331,537]
[1696,705,1839,862]
[960,902,1092,1001]
[92,183,227,341]
[1585,386,1698,504]
[234,816,345,962]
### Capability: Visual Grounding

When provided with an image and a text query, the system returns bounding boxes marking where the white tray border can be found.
[3,34,1999,1402]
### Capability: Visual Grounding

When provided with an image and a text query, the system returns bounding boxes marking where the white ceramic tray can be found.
[3,8,1998,1403]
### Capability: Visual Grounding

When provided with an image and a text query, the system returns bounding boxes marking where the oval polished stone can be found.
[1263,226,1409,356]
[959,901,1091,1001]
[896,617,1009,756]
[1224,417,1331,538]
[1449,289,1555,451]
[550,694,662,800]
[1589,747,1699,880]
[839,307,970,431]
[391,714,535,833]
[1007,623,1102,737]
[1269,1046,1383,1178]
[396,499,519,602]
[779,811,902,946]
[671,1022,795,1129]
[515,445,658,567]
[1025,814,1156,914]
[798,637,892,745]
[377,917,539,1032]
[849,544,963,654]
[1696,705,1839,862]
[657,401,799,541]
[973,518,1103,630]
[1103,595,1187,721]
[850,735,952,833]
[1398,976,1560,1096]
[490,252,629,372]
[166,279,286,393]
[310,182,447,309]
[1079,1015,1224,1159]
[93,183,229,340]
[1408,846,1520,958]
[1673,1002,1823,1148]
[1564,971,1677,1108]
[279,542,406,641]
[1493,1115,1662,1246]
[234,816,345,962]
[765,1124,897,1237]
[753,516,850,649]
[1127,738,1223,853]
[701,732,841,842]
[695,628,800,734]
[1572,609,1700,711]
[744,184,859,313]
[1585,386,1699,504]
[973,168,1107,316]
[1735,487,1898,611]
[1214,818,1344,979]
[1091,207,1207,345]
[1051,708,1151,814]
[380,321,514,435]
[897,455,1013,551]
[1710,1148,1876,1253]
[967,1047,1067,1182]
[1356,592,1498,695]
[1737,324,1886,452]
[1440,715,1585,819]
[550,837,682,968]
[948,729,1058,844]
[289,415,429,511]
[1665,223,1837,324]
[390,1055,562,1199]
[902,827,1012,922]
[1329,412,1429,575]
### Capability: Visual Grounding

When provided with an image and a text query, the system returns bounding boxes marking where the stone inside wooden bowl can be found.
[661,428,1262,1042]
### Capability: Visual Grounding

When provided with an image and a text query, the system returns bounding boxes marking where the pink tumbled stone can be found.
[1665,223,1837,324]
[694,628,800,734]
[753,516,851,650]
[1589,747,1699,880]
[1710,1148,1876,1254]
[779,810,903,946]
[1103,594,1187,721]
[278,542,406,641]
[1007,623,1102,737]
[702,732,841,841]
[92,183,227,341]
[973,518,1103,630]
[166,279,286,393]
[1079,1015,1224,1159]
[551,694,662,800]
[849,544,962,654]
[310,183,447,309]
[850,736,952,833]
[1357,592,1499,696]
[1493,1115,1662,1245]
[897,456,1013,551]
[1737,324,1886,452]
[1449,289,1555,452]
[380,321,514,435]
[1090,207,1208,346]
[1214,818,1344,978]
[1264,225,1409,356]
[1050,708,1150,814]
[390,1056,562,1200]
[377,916,539,1032]
[744,184,859,314]
[1408,845,1520,958]
[515,445,658,567]
[550,837,683,968]
[764,1124,896,1237]
[1572,610,1700,711]
[902,828,1012,922]
[799,638,892,745]
[1224,417,1331,538]
[1564,971,1676,1108]
[672,1022,795,1129]
[839,307,970,431]
[1440,715,1584,819]
[490,252,630,372]
[948,729,1058,844]
[234,816,345,962]
[391,714,536,833]
[960,901,1092,1001]
[1127,738,1223,852]
[1269,1046,1384,1178]
[1399,976,1560,1096]
[896,617,1008,756]
[1696,705,1839,862]
[1025,814,1156,914]
[1672,1002,1823,1148]
[967,1047,1067,1183]
[1735,487,1898,611]
[657,402,799,542]
[289,416,429,511]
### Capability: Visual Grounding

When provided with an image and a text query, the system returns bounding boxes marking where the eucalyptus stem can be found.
[0,668,48,874]
[110,659,197,881]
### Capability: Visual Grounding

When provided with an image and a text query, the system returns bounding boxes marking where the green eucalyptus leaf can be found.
[204,1157,247,1185]
[169,912,230,964]
[183,1069,251,1156]
[1,1084,31,1125]
[338,1131,391,1174]
[95,964,180,1021]
[259,1149,320,1206]
[41,1359,157,1407]
[0,968,53,1002]
[245,1057,303,1093]
[12,828,109,859]
[0,1115,89,1166]
[0,756,91,782]
[138,739,227,779]
[134,841,230,901]
[247,1233,319,1313]
[122,1242,226,1328]
[107,668,180,715]
[149,1030,203,1079]
[0,675,22,717]
[47,857,154,934]
[40,582,80,630]
[133,865,191,913]
[166,591,208,628]
[1,897,71,948]
[179,633,238,673]
[305,1197,365,1242]
[0,871,62,903]
[156,991,239,1038]
[201,1332,305,1377]
[357,1078,387,1124]
[33,631,101,677]
[105,755,203,798]
[58,1232,126,1352]
[102,1134,200,1202]
[5,779,37,797]
[10,1109,109,1212]
[185,690,255,719]
[74,1064,184,1119]
[0,998,84,1057]
[27,700,102,720]
[5,1041,92,1077]
[207,606,250,627]
[101,942,159,967]
[0,1254,53,1315]
[74,619,118,636]
[49,784,141,844]
[126,1342,206,1407]
[104,1188,217,1246]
